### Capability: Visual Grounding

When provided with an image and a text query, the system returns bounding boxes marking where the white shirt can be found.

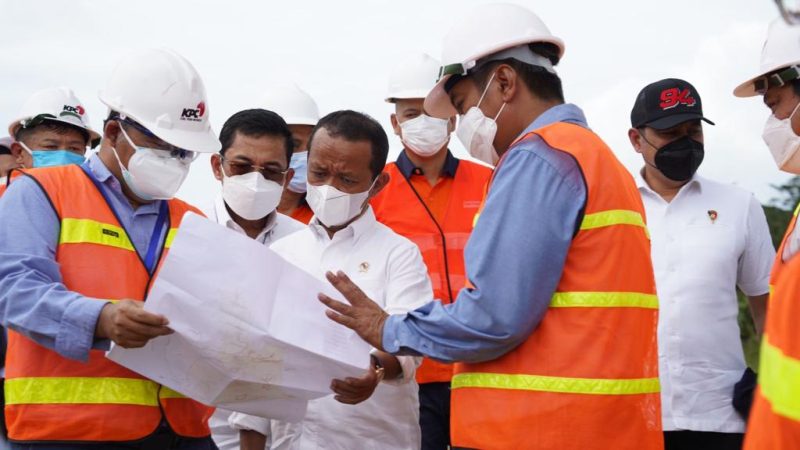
[205,193,304,450]
[230,207,431,450]
[637,172,774,433]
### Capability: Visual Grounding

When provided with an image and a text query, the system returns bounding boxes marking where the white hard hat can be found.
[734,19,800,97]
[424,3,564,118]
[385,53,442,103]
[8,87,101,145]
[99,48,220,153]
[259,84,320,126]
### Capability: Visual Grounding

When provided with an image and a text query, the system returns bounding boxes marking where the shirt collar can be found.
[88,153,114,183]
[395,149,459,180]
[517,103,589,139]
[309,205,377,244]
[214,193,278,242]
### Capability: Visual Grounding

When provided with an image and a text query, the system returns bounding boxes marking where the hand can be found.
[95,300,173,348]
[331,363,385,405]
[318,271,389,350]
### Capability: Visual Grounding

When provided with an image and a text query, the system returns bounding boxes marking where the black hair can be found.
[469,42,564,103]
[219,109,294,165]
[791,78,800,97]
[0,144,11,156]
[307,110,389,179]
[15,120,90,145]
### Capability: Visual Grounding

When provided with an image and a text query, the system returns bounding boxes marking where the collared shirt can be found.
[636,171,774,433]
[230,207,431,450]
[382,103,587,363]
[0,155,170,362]
[395,149,460,222]
[206,194,304,450]
[205,193,304,245]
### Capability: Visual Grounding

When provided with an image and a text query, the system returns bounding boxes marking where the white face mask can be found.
[221,169,283,221]
[763,102,800,174]
[456,72,507,166]
[112,125,192,201]
[306,179,375,228]
[399,114,450,157]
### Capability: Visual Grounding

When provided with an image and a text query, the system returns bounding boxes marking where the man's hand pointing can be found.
[318,271,389,351]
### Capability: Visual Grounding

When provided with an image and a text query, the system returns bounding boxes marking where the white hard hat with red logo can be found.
[8,87,101,144]
[259,84,320,126]
[735,19,800,97]
[99,48,220,153]
[385,53,441,103]
[424,3,565,118]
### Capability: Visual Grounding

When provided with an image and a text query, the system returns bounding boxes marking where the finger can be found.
[117,315,173,339]
[324,310,356,329]
[126,305,170,327]
[341,374,376,388]
[325,271,370,306]
[330,380,361,396]
[318,294,353,316]
[334,394,365,405]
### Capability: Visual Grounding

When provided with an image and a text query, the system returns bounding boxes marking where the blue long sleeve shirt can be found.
[0,155,167,362]
[383,103,589,363]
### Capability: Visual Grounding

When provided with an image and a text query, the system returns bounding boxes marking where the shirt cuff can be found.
[382,355,421,386]
[55,297,109,362]
[383,314,425,356]
[228,412,270,435]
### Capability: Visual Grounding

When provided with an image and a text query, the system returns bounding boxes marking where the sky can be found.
[0,0,792,207]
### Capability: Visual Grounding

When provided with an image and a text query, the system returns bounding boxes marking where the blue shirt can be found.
[382,103,589,363]
[0,155,167,362]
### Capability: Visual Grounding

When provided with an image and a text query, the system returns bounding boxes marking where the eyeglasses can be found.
[119,119,199,162]
[221,156,287,183]
[754,65,800,95]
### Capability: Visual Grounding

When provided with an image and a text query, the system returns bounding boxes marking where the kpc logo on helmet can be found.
[181,102,206,122]
[62,104,85,117]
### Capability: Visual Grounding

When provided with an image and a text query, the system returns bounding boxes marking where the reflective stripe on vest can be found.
[551,292,658,309]
[580,209,648,236]
[60,218,179,251]
[759,335,800,421]
[5,377,189,407]
[451,373,660,396]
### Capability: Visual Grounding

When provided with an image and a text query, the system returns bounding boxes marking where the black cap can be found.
[630,78,715,130]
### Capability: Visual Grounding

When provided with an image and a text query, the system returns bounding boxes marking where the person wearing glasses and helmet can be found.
[734,18,800,450]
[0,87,100,195]
[0,48,221,449]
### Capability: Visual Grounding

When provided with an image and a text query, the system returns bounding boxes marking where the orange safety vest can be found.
[290,203,314,224]
[743,203,800,449]
[450,122,662,450]
[3,164,213,443]
[371,158,491,384]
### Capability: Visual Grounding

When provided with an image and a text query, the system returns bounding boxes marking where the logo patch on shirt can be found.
[358,262,370,273]
[102,228,120,239]
[707,210,718,224]
[463,200,481,209]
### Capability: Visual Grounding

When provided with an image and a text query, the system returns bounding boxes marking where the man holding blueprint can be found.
[230,110,432,449]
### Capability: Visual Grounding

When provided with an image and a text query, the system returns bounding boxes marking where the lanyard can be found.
[80,163,168,274]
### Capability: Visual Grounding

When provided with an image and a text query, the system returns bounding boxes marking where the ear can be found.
[10,142,24,160]
[284,167,295,189]
[390,113,401,137]
[628,128,644,154]
[210,154,223,181]
[495,64,517,103]
[103,120,122,148]
[369,172,390,199]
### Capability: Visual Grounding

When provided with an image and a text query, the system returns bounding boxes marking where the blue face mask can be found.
[288,151,308,193]
[20,142,85,168]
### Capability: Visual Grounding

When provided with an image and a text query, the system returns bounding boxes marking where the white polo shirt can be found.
[205,193,304,450]
[230,206,430,450]
[637,171,774,433]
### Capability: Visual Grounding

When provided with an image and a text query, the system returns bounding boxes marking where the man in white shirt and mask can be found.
[231,110,431,450]
[207,108,304,450]
[629,78,774,450]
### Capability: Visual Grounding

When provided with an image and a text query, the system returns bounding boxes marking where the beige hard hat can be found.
[9,87,101,145]
[735,19,800,97]
[385,53,441,103]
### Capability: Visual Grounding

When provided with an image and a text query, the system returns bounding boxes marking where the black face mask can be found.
[647,135,704,182]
